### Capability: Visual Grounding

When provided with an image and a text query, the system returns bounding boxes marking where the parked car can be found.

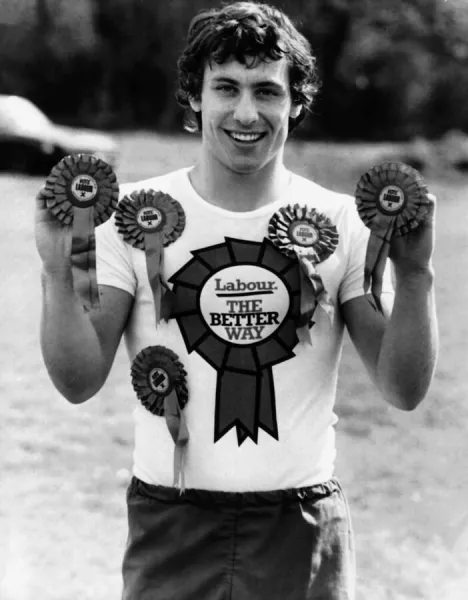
[0,95,118,175]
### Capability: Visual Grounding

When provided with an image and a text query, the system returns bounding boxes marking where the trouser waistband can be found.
[129,476,341,506]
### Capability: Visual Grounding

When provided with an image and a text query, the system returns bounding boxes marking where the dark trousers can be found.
[122,477,355,600]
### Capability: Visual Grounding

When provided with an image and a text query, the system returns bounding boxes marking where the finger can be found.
[416,192,436,228]
[35,185,59,213]
[36,186,72,229]
[35,189,57,227]
[35,185,49,211]
[424,192,436,218]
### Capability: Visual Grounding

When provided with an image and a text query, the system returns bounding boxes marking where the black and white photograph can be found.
[0,1,467,599]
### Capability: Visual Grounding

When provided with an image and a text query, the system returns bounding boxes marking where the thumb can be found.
[420,192,436,224]
[35,185,72,228]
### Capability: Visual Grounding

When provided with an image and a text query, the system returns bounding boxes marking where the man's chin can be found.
[226,158,265,175]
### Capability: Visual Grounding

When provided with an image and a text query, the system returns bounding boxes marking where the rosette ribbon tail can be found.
[296,265,316,344]
[363,215,394,313]
[160,276,176,321]
[308,270,334,322]
[164,391,189,493]
[70,206,99,310]
[296,251,335,341]
[363,215,394,290]
[144,232,164,325]
[215,369,278,445]
[368,238,390,313]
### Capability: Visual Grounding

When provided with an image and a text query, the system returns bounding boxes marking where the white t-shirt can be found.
[96,167,393,492]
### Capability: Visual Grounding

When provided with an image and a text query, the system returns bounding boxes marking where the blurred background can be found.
[1,0,468,149]
[1,1,468,600]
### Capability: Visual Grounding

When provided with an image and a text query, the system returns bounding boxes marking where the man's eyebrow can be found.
[255,81,286,90]
[210,76,285,89]
[210,77,239,85]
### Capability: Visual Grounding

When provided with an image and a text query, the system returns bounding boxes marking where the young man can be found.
[35,3,438,599]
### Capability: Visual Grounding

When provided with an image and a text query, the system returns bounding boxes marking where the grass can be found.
[1,132,468,599]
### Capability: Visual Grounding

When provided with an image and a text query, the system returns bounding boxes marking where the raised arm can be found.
[36,189,133,404]
[341,195,439,411]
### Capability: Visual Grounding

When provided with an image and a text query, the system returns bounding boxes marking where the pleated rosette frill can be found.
[355,161,430,311]
[43,153,119,310]
[268,204,339,343]
[115,189,186,324]
[131,345,189,491]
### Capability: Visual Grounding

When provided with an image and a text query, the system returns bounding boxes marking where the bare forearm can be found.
[377,266,438,410]
[40,268,106,403]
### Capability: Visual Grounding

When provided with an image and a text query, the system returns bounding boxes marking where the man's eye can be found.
[257,89,278,98]
[216,85,236,94]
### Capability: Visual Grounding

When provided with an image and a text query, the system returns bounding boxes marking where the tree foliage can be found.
[0,0,467,139]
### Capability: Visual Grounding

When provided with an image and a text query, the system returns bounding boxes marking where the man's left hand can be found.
[389,192,436,275]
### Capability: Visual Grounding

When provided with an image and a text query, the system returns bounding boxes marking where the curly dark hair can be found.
[176,2,320,133]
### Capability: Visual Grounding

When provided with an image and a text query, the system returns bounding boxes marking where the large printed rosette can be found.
[115,189,185,324]
[355,161,430,311]
[169,237,302,446]
[131,345,189,491]
[268,204,339,343]
[43,153,119,309]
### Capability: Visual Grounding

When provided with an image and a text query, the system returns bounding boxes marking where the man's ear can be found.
[289,104,302,119]
[189,96,202,112]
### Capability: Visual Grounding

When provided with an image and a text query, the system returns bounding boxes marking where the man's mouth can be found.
[224,130,267,143]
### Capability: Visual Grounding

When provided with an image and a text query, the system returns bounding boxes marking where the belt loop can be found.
[297,489,308,501]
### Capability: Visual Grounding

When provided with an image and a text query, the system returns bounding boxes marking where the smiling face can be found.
[189,56,302,175]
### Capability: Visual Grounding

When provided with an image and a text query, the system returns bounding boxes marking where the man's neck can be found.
[189,151,291,213]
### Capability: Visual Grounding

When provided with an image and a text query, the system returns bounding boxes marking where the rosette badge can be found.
[43,153,119,309]
[131,346,189,491]
[268,204,339,342]
[115,189,185,324]
[355,161,430,310]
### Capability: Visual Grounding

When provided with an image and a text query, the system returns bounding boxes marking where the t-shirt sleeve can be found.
[95,215,137,296]
[338,201,394,306]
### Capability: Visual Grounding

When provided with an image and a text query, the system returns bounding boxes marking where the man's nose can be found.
[233,91,258,125]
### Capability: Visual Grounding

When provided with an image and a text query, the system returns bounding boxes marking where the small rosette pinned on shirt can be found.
[43,153,119,310]
[115,189,186,324]
[355,162,430,311]
[131,345,189,491]
[268,204,339,343]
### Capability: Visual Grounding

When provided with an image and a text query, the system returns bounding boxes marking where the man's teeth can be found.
[229,132,263,142]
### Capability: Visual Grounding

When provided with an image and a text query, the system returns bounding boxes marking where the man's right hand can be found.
[36,186,134,403]
[35,186,73,275]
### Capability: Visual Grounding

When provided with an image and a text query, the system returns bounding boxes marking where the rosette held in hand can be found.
[43,153,119,310]
[355,161,430,311]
